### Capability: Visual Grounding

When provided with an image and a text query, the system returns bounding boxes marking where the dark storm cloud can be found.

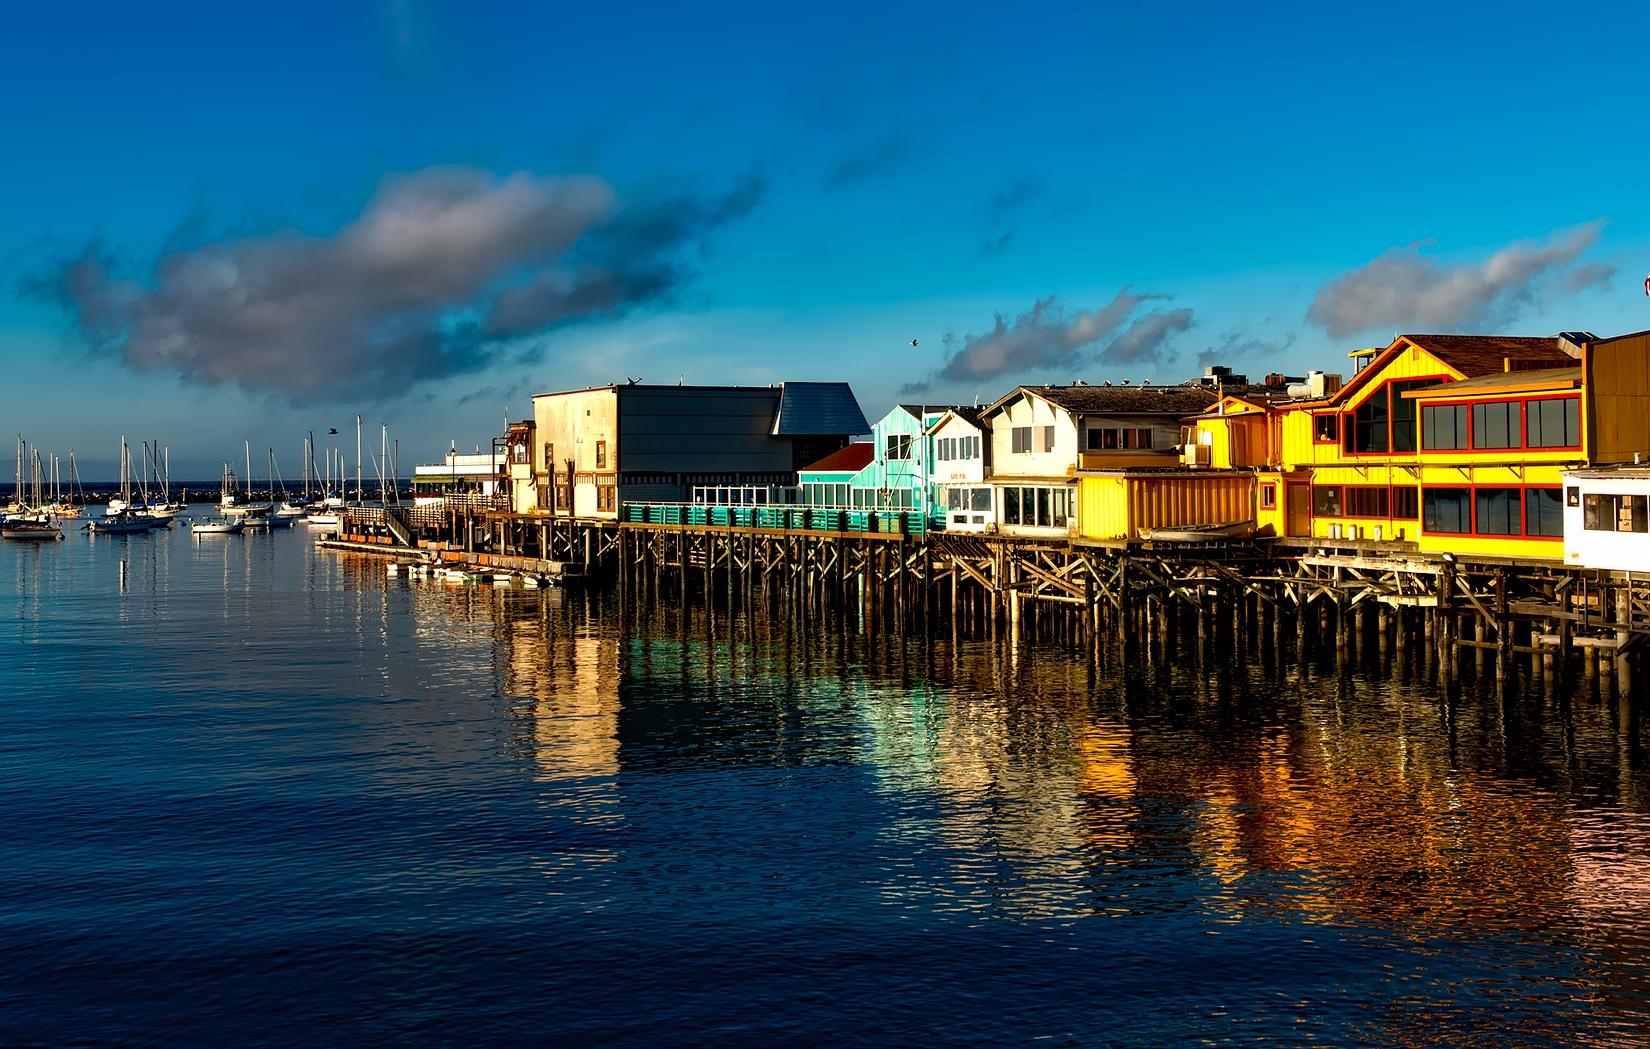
[28,167,762,403]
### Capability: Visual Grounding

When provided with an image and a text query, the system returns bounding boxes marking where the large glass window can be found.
[1345,378,1443,454]
[1423,487,1471,533]
[885,434,912,460]
[1584,493,1649,533]
[1525,398,1580,449]
[1525,488,1563,537]
[1387,380,1439,452]
[1472,402,1517,449]
[1421,404,1468,450]
[1313,414,1338,442]
[1011,427,1032,454]
[1003,486,1021,524]
[1347,390,1389,453]
[1474,488,1521,535]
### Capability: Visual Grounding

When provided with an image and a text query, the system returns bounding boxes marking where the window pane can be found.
[1626,495,1648,533]
[1423,488,1470,533]
[1004,487,1019,524]
[1474,488,1520,535]
[1393,485,1419,518]
[1312,485,1341,516]
[971,488,991,511]
[1525,488,1562,537]
[1584,493,1613,531]
[1035,486,1050,526]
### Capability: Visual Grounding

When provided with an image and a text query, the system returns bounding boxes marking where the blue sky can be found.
[2,1,1648,478]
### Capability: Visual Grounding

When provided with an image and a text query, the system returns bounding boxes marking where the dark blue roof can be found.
[772,382,868,436]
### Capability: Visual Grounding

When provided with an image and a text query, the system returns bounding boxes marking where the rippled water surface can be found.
[5,522,1650,1046]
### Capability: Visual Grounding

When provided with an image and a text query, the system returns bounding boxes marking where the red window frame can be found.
[1419,484,1564,541]
[1259,482,1277,510]
[1417,393,1581,454]
[1308,483,1421,520]
[1311,412,1339,445]
[1337,373,1452,458]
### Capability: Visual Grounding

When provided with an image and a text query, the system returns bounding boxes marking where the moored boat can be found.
[191,518,244,535]
[88,512,155,535]
[2,519,62,541]
[1138,520,1252,543]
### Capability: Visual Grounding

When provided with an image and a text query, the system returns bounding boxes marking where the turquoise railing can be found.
[620,502,945,535]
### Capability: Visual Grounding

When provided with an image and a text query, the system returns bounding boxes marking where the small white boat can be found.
[305,513,340,527]
[191,519,244,535]
[2,519,62,541]
[276,502,309,518]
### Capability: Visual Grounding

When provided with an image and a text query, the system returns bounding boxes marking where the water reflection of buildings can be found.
[851,642,1642,946]
[497,592,621,780]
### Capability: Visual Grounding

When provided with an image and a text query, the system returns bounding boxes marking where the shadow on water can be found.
[3,533,1650,1046]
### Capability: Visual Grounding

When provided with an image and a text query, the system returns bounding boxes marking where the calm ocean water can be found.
[3,518,1649,1047]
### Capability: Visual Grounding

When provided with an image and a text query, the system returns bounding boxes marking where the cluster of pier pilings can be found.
[347,506,1650,698]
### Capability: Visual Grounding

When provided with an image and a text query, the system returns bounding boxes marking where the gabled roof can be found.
[1319,334,1575,408]
[772,382,869,436]
[1403,334,1575,373]
[986,383,1218,417]
[799,442,874,474]
[924,406,987,433]
[1187,394,1271,419]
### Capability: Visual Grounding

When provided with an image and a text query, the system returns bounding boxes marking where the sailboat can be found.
[3,436,48,522]
[4,446,59,538]
[275,444,308,517]
[90,438,158,534]
[144,442,184,521]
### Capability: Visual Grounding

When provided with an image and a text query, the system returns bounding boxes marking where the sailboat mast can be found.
[355,415,362,506]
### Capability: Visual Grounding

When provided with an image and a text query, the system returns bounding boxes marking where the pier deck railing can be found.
[620,501,944,535]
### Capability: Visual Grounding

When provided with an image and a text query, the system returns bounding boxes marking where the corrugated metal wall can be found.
[1077,474,1254,540]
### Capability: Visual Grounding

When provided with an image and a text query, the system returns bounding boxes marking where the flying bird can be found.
[327,428,339,435]
[910,339,919,347]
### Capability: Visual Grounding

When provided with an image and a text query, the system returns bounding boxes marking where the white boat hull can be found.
[2,524,62,541]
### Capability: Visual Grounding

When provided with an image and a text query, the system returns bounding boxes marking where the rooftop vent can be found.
[1554,331,1596,359]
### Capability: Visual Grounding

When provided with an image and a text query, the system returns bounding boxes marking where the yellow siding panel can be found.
[1078,474,1253,541]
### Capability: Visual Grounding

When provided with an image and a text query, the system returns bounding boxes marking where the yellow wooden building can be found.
[1256,331,1650,561]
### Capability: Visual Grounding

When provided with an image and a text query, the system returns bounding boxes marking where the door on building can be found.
[1286,482,1311,537]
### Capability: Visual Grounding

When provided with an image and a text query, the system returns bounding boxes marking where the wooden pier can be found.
[326,503,1650,694]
